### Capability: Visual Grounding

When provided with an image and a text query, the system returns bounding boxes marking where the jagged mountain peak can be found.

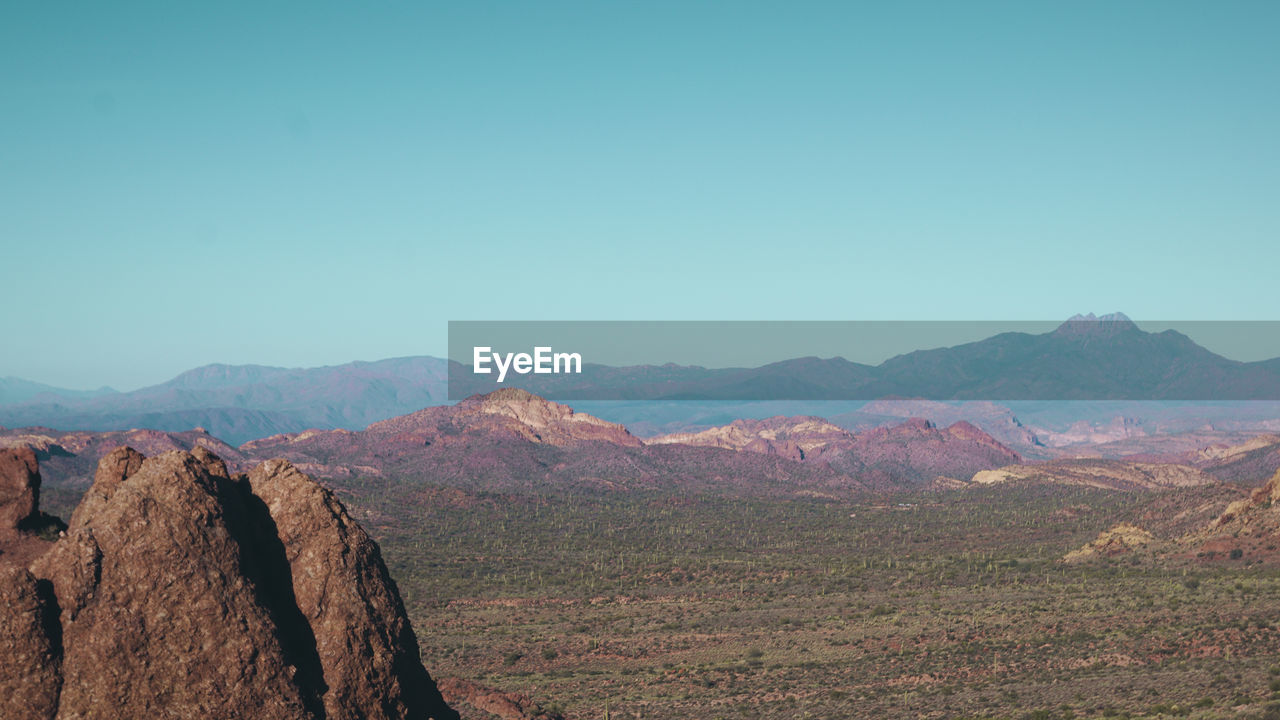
[1054,311,1139,337]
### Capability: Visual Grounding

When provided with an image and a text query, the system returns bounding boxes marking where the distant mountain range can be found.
[5,315,1280,446]
[448,314,1280,401]
[0,377,116,405]
[0,357,448,445]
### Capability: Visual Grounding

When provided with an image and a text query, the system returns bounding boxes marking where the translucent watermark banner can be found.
[447,319,1280,401]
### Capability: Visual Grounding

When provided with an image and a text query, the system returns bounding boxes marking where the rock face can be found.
[0,564,61,720]
[2,447,458,720]
[247,458,457,720]
[66,445,143,530]
[0,447,40,534]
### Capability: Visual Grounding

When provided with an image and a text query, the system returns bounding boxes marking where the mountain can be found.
[447,314,1280,402]
[650,415,1022,488]
[0,448,460,719]
[366,387,642,447]
[822,418,1023,489]
[0,377,116,405]
[833,399,1045,451]
[242,389,864,496]
[7,315,1280,446]
[0,357,449,445]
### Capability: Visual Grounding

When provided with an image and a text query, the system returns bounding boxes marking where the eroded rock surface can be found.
[0,564,60,720]
[2,447,458,720]
[0,447,40,534]
[248,458,459,720]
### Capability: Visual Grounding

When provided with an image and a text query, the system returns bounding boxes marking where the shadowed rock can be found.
[0,564,61,720]
[36,450,312,718]
[9,447,459,719]
[0,447,40,535]
[248,458,459,720]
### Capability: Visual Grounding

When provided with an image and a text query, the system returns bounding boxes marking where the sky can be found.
[3,2,1279,390]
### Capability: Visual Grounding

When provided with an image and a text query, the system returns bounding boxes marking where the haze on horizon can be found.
[3,2,1278,391]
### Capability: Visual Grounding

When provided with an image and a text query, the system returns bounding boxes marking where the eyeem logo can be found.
[473,346,582,383]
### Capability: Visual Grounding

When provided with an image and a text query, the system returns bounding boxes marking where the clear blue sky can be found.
[3,2,1278,390]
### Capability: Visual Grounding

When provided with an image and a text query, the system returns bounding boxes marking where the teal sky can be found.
[3,2,1278,390]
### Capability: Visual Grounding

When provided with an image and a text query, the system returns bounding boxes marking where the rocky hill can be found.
[971,459,1216,492]
[366,388,642,448]
[241,389,865,495]
[647,416,854,461]
[0,446,460,720]
[650,414,1022,489]
[1061,468,1280,565]
[822,418,1023,489]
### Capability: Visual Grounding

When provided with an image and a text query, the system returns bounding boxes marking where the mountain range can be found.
[446,314,1280,401]
[5,315,1280,448]
[3,389,1037,510]
[0,357,448,445]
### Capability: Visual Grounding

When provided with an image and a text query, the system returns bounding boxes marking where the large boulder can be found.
[17,446,459,719]
[0,447,40,534]
[248,458,459,720]
[33,449,313,719]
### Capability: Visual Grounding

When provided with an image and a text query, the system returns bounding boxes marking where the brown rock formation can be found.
[0,564,61,720]
[35,450,313,718]
[247,458,458,720]
[6,447,458,719]
[66,445,143,530]
[0,447,40,534]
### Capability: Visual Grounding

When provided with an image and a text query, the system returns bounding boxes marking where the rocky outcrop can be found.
[971,460,1215,491]
[0,564,61,720]
[4,447,458,720]
[1180,469,1280,561]
[246,458,457,720]
[0,447,40,534]
[66,445,142,530]
[1063,523,1160,563]
[33,449,314,718]
[647,416,853,461]
[365,388,641,448]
